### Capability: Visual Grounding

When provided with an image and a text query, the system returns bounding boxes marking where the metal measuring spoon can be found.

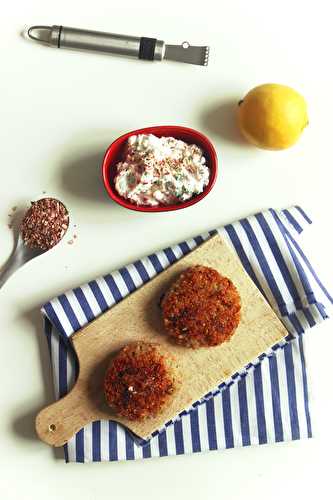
[0,198,69,289]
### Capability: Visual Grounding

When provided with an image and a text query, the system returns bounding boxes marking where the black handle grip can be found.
[139,37,157,60]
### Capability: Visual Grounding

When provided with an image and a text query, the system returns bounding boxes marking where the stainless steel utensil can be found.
[0,235,45,290]
[27,25,210,66]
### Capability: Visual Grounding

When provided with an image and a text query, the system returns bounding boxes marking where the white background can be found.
[1,1,333,499]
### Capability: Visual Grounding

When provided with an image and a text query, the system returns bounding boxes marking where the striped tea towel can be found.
[42,207,332,463]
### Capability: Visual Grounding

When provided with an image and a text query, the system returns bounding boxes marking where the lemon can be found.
[238,83,308,150]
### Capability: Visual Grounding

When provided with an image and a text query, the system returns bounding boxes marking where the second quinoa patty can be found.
[161,265,241,348]
[104,342,176,420]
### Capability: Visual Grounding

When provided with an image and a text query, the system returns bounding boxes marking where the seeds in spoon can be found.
[20,198,69,251]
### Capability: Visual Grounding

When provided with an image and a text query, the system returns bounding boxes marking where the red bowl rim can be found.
[102,125,218,213]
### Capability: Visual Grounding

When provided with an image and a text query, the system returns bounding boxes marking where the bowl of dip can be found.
[102,125,218,212]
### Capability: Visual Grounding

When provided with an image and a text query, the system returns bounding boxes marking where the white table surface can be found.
[1,1,333,498]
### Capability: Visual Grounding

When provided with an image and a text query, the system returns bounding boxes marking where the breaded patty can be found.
[104,341,176,420]
[161,265,241,348]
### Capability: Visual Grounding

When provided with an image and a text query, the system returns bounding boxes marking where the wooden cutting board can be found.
[36,234,288,447]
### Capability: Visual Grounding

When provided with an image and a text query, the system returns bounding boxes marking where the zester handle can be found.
[51,25,165,61]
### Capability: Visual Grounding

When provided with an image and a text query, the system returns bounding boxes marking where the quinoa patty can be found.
[161,265,241,348]
[104,342,176,420]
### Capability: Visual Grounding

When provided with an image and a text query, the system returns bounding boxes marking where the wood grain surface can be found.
[36,234,288,446]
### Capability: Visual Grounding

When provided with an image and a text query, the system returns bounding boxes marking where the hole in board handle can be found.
[49,424,57,432]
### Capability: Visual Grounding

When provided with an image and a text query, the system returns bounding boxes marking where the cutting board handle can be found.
[35,387,91,447]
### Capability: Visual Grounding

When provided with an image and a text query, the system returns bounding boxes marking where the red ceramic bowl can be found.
[102,125,218,212]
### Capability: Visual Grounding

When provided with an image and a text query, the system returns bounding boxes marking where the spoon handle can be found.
[0,238,42,289]
[0,259,17,289]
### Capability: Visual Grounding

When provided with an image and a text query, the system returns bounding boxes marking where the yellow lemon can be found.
[238,83,308,150]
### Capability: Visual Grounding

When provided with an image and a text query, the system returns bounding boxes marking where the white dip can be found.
[114,134,209,206]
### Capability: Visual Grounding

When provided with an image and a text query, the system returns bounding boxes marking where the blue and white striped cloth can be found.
[42,207,332,463]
